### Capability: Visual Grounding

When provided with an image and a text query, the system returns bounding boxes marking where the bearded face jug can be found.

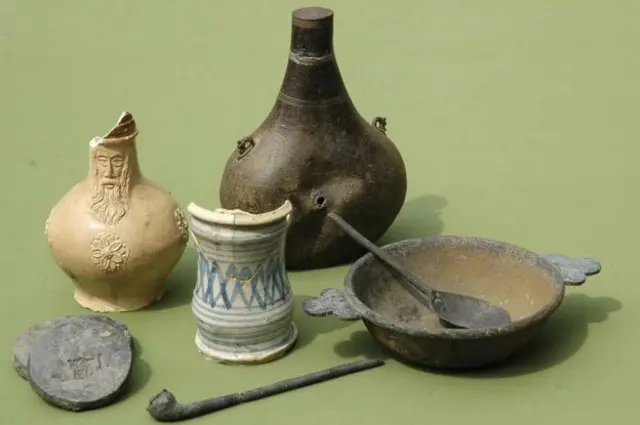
[218,7,408,270]
[187,200,297,364]
[45,112,189,312]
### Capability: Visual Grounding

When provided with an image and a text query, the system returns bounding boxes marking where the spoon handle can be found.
[328,213,434,310]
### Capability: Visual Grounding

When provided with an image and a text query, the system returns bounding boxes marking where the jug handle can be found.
[371,117,387,135]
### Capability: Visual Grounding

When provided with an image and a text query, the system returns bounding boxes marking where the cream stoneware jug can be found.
[45,112,188,312]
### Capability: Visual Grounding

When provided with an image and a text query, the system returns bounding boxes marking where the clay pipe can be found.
[327,212,511,329]
[146,359,385,422]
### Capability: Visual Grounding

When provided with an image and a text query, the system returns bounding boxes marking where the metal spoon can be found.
[328,213,511,329]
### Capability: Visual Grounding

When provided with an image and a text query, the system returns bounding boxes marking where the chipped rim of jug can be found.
[187,200,292,227]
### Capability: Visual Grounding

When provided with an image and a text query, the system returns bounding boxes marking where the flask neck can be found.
[279,7,348,103]
[290,8,334,57]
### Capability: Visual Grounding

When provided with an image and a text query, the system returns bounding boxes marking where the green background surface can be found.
[0,1,636,423]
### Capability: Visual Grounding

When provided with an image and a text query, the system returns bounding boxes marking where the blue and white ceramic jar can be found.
[186,200,297,364]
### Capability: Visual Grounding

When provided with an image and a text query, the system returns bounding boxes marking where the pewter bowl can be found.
[303,236,601,370]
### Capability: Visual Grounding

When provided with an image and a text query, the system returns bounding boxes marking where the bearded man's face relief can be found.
[89,146,130,225]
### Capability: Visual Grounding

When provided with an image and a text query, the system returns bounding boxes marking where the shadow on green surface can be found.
[119,337,152,401]
[146,247,197,311]
[293,294,353,351]
[378,194,448,245]
[465,294,622,378]
[334,328,391,360]
[332,294,621,377]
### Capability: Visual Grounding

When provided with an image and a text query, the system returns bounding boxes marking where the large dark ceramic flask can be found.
[219,7,407,270]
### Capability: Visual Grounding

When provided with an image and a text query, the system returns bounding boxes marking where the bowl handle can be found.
[302,288,362,321]
[542,254,602,286]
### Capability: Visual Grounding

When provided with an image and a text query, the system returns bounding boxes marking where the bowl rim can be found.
[343,235,566,339]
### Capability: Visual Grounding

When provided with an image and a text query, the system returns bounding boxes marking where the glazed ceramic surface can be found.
[219,7,407,270]
[304,236,602,369]
[187,200,297,364]
[45,112,188,312]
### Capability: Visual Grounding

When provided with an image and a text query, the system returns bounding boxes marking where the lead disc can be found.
[27,316,133,411]
[12,315,132,380]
